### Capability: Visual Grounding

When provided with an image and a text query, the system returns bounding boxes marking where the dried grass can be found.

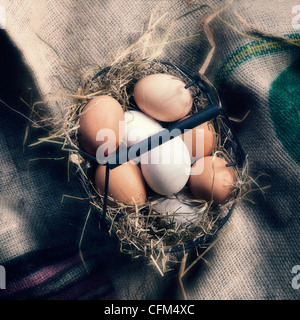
[55,57,254,276]
[25,7,261,277]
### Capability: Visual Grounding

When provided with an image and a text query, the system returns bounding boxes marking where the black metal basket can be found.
[69,60,246,256]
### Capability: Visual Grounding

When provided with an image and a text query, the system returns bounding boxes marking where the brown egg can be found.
[78,95,124,156]
[189,156,236,204]
[95,161,147,205]
[133,73,193,122]
[180,118,216,161]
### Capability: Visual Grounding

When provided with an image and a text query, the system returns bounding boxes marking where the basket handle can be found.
[105,104,222,169]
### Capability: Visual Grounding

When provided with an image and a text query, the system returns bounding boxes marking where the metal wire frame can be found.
[70,60,246,255]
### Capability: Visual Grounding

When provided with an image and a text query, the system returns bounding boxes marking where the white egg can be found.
[153,188,200,225]
[123,110,163,164]
[124,110,162,146]
[140,136,191,196]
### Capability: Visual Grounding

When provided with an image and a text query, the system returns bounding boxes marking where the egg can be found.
[133,73,193,122]
[180,119,216,162]
[152,188,199,224]
[95,161,147,205]
[188,156,236,204]
[124,110,162,147]
[78,95,124,157]
[140,136,191,196]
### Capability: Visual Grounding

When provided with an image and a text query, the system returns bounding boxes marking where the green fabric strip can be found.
[269,58,300,165]
[216,34,300,85]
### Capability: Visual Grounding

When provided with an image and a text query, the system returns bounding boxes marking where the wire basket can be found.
[68,60,246,266]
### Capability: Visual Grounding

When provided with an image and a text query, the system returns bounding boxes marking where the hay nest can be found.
[52,57,252,275]
[28,11,257,276]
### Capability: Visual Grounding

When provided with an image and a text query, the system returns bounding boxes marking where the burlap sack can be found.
[0,0,299,299]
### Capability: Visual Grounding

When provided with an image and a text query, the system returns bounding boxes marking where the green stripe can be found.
[216,34,300,85]
[269,58,300,165]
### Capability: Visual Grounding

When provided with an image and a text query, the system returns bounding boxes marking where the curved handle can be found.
[105,105,222,169]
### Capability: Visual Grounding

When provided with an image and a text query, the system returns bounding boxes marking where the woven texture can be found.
[0,0,299,300]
